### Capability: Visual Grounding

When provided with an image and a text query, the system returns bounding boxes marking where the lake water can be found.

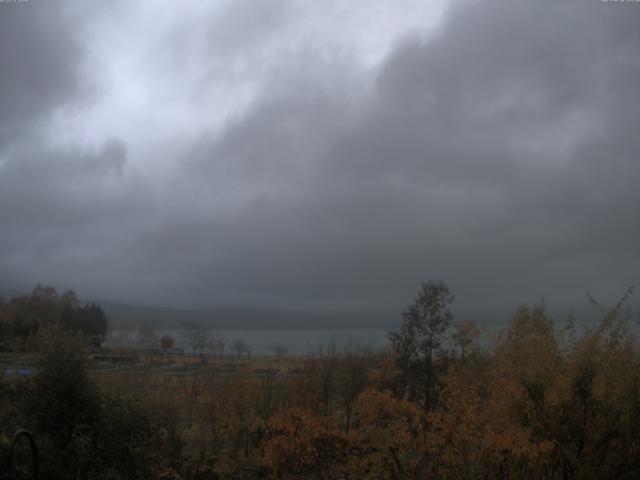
[106,328,392,356]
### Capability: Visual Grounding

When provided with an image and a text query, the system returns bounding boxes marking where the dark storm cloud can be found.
[0,1,84,146]
[0,138,147,281]
[0,0,146,297]
[1,0,639,323]
[170,0,640,317]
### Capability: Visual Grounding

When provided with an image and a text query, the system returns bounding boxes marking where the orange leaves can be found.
[160,335,174,350]
[424,368,556,479]
[264,390,427,479]
[346,388,427,479]
[356,387,423,431]
[263,407,347,478]
[367,353,403,396]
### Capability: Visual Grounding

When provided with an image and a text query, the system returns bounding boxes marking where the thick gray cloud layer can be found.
[0,0,638,323]
[0,1,83,145]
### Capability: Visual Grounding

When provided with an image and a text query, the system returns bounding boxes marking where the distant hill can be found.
[2,287,627,332]
[1,287,385,330]
[100,301,388,331]
[100,301,614,332]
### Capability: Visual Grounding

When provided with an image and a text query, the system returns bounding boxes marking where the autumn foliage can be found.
[259,302,640,479]
[2,284,640,479]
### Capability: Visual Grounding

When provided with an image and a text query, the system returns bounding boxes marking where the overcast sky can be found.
[0,0,638,323]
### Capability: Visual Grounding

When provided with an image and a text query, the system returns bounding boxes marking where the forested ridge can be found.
[1,282,639,479]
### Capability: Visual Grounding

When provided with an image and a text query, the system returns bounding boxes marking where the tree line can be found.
[1,281,639,479]
[0,284,107,349]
